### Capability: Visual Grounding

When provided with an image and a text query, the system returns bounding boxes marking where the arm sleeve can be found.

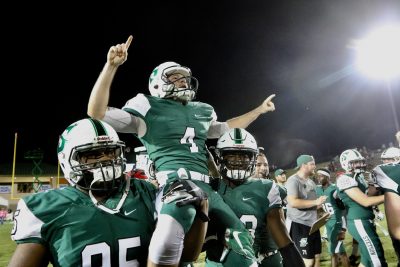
[11,199,44,243]
[103,107,140,133]
[285,177,298,197]
[336,174,358,191]
[207,121,230,139]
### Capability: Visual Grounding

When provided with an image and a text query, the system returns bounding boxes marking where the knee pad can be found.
[148,214,185,265]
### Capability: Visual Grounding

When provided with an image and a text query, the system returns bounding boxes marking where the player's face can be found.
[382,158,395,164]
[255,154,269,178]
[78,148,118,165]
[276,173,286,183]
[224,153,251,170]
[168,73,188,89]
[317,174,328,186]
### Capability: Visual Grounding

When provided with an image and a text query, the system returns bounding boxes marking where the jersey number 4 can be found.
[180,127,199,153]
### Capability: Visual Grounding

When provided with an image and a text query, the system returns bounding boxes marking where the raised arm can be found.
[226,94,276,129]
[87,35,133,119]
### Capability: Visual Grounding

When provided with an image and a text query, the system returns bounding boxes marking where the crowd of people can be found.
[7,35,400,267]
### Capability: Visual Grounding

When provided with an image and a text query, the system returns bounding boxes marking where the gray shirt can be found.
[286,174,318,226]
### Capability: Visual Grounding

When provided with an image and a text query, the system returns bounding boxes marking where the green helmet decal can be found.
[57,123,78,153]
[149,68,159,84]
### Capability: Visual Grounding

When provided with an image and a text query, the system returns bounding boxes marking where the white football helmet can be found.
[340,149,366,173]
[216,128,258,181]
[148,61,199,101]
[57,118,127,213]
[381,147,400,162]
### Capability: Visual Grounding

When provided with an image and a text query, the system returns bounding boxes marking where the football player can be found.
[336,149,387,267]
[87,35,277,267]
[9,118,158,266]
[371,147,400,266]
[8,118,209,267]
[204,128,304,267]
[315,168,350,267]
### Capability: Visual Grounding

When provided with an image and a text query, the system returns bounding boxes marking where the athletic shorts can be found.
[289,221,322,259]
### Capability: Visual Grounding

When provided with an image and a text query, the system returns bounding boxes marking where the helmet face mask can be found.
[149,61,199,102]
[340,149,367,173]
[216,128,258,182]
[58,119,126,203]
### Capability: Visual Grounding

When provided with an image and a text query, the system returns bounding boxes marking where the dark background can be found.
[2,1,400,169]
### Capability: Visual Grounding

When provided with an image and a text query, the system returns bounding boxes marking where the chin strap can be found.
[89,177,130,214]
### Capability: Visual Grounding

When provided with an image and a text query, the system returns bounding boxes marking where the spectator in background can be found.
[274,169,287,187]
[0,207,7,225]
[286,155,327,267]
[274,169,288,218]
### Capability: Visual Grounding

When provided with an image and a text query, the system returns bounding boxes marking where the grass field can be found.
[0,204,398,266]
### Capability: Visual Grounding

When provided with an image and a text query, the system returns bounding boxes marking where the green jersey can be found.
[123,94,217,174]
[336,173,374,220]
[11,179,157,267]
[217,178,282,257]
[316,184,344,222]
[372,162,400,195]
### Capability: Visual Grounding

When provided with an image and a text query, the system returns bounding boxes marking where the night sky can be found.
[2,1,400,168]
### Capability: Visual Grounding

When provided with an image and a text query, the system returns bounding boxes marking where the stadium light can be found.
[355,24,400,80]
[354,23,400,132]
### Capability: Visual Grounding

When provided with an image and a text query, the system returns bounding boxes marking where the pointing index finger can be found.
[125,35,133,50]
[266,94,276,102]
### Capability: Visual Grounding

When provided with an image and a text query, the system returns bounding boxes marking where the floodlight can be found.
[355,24,400,80]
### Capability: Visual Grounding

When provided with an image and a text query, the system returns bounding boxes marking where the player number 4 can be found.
[180,127,199,153]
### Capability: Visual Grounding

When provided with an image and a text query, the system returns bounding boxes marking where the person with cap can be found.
[285,154,327,267]
[275,169,287,187]
[315,168,350,267]
[274,168,288,219]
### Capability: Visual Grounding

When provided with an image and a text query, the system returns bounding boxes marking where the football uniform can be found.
[372,162,400,195]
[205,178,282,266]
[122,94,255,262]
[123,94,216,175]
[316,184,346,255]
[11,179,157,267]
[336,173,387,266]
[372,162,400,266]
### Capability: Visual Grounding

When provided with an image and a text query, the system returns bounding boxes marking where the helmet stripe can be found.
[234,128,243,144]
[88,119,108,136]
